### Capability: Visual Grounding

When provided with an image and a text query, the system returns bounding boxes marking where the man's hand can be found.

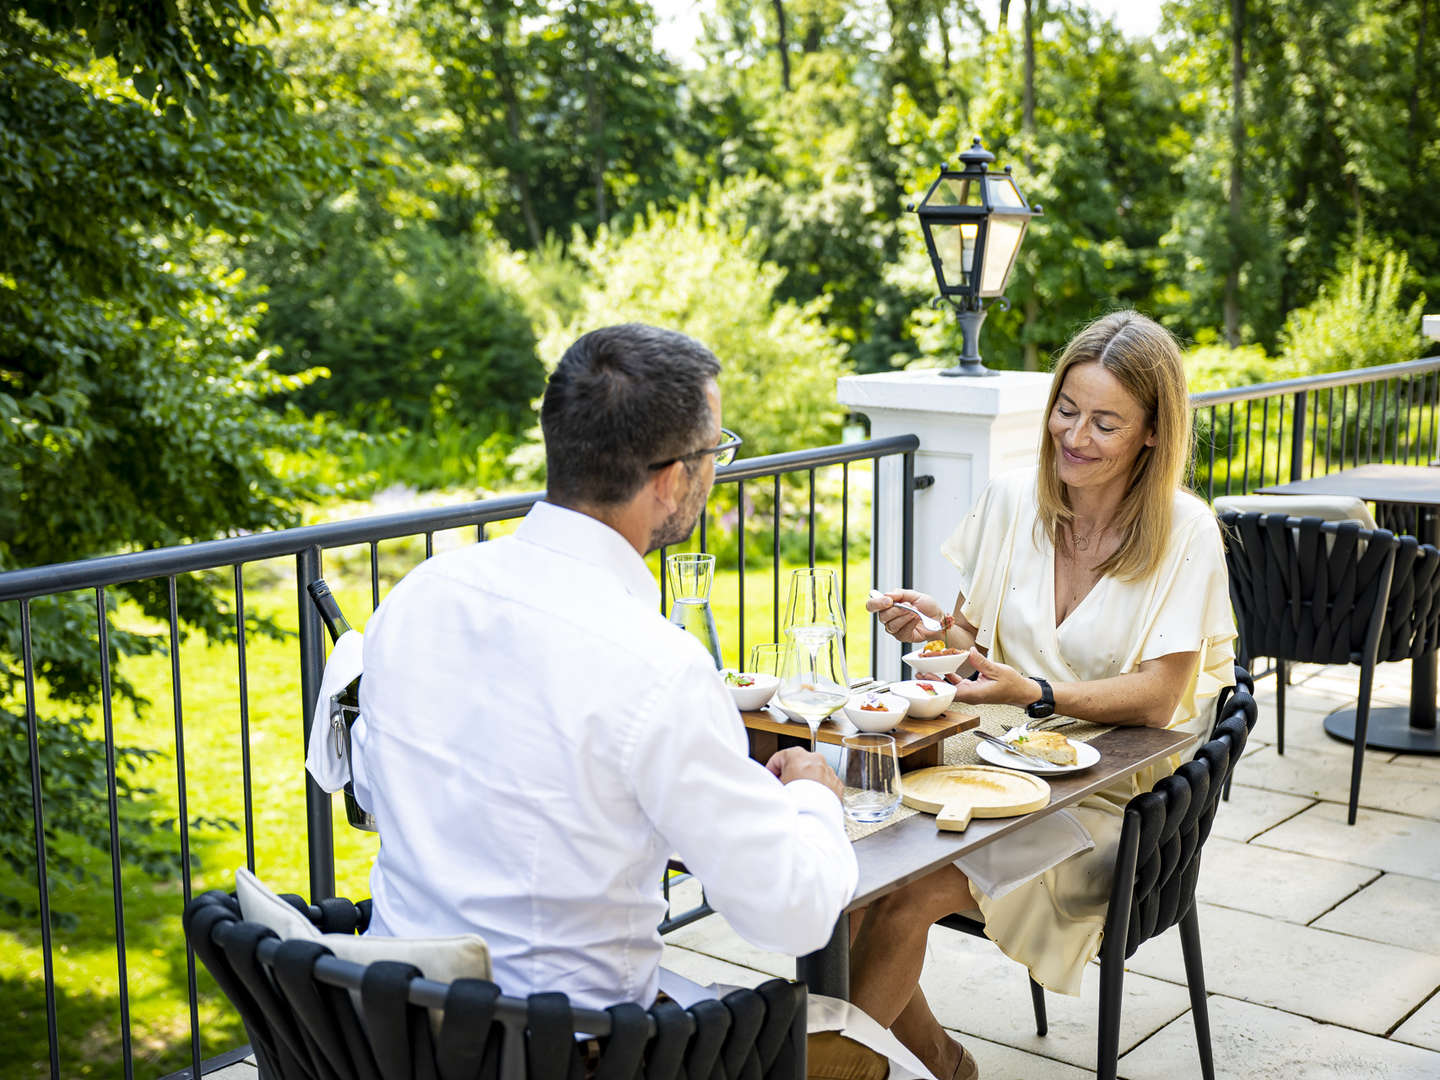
[766,747,844,801]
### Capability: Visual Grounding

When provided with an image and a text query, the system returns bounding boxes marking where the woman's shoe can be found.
[951,1044,979,1080]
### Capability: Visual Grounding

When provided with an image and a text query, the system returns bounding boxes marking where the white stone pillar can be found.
[1423,314,1440,344]
[838,370,1053,679]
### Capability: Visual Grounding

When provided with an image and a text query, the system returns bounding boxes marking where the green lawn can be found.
[0,535,880,1077]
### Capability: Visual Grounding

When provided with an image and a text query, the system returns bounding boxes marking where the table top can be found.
[844,724,1193,910]
[741,704,980,756]
[1259,464,1440,507]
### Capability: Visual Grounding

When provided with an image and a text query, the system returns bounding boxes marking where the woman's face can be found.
[1047,361,1157,498]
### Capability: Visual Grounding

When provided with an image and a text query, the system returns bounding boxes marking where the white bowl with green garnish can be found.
[723,670,779,711]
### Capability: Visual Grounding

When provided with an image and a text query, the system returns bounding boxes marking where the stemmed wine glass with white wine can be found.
[775,623,850,752]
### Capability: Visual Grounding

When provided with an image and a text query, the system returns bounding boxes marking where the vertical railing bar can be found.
[476,523,484,542]
[1310,388,1320,476]
[1206,405,1216,502]
[1338,386,1348,469]
[841,463,849,625]
[19,600,60,1080]
[166,576,201,1078]
[1431,371,1439,462]
[370,542,380,611]
[1399,377,1410,463]
[296,547,336,902]
[1225,403,1234,495]
[1258,397,1268,489]
[700,506,708,554]
[659,545,668,613]
[807,468,817,569]
[871,456,880,678]
[1325,387,1335,471]
[901,452,916,676]
[1367,379,1380,463]
[233,566,256,873]
[737,480,746,668]
[772,474,781,645]
[1275,395,1286,485]
[424,531,434,559]
[1242,401,1252,492]
[1289,390,1307,483]
[94,587,135,1080]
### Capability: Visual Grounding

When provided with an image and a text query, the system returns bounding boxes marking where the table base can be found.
[1323,705,1440,755]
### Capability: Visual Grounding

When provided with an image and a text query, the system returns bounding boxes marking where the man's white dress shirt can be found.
[354,501,858,1011]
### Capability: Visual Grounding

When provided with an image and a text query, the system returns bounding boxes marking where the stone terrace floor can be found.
[213,661,1440,1079]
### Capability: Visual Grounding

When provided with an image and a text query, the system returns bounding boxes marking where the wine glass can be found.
[775,624,850,751]
[782,568,847,639]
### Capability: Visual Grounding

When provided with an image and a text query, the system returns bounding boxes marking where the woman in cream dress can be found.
[848,311,1236,1080]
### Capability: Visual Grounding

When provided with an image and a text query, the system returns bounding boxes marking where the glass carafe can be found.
[667,553,723,668]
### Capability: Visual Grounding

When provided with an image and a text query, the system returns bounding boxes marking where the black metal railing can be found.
[0,435,918,1080]
[1188,356,1440,500]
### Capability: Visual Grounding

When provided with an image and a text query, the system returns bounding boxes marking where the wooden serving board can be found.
[901,765,1050,832]
[742,704,979,771]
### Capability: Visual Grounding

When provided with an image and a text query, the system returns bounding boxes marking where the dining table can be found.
[786,723,1195,999]
[1258,463,1440,754]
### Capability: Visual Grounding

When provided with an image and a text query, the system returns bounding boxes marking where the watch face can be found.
[1025,701,1055,719]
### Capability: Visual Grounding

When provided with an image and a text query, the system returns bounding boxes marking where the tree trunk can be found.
[583,31,606,223]
[772,0,791,92]
[483,6,543,249]
[1224,0,1246,348]
[938,0,950,72]
[1021,0,1039,370]
[1410,0,1429,157]
[999,0,1012,31]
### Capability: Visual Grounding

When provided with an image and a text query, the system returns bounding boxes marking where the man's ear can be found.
[648,460,685,513]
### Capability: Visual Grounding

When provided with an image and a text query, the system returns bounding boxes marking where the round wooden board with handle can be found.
[901,765,1051,832]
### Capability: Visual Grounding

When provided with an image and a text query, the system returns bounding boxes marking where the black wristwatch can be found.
[1024,676,1055,719]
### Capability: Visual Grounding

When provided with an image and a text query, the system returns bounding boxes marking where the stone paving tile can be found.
[1195,837,1378,923]
[1237,744,1440,818]
[1117,994,1440,1080]
[1122,902,1440,1033]
[1312,873,1440,953]
[1392,988,1440,1052]
[917,924,1191,1069]
[1255,800,1440,881]
[1209,784,1315,842]
[950,1030,1096,1079]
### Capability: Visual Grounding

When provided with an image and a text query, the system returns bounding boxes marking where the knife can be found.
[973,729,1055,769]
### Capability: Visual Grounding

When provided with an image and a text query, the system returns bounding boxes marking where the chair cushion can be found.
[1212,494,1377,529]
[235,868,492,983]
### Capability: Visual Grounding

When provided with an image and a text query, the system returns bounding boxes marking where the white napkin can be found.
[657,969,937,1080]
[304,630,365,793]
[956,809,1094,900]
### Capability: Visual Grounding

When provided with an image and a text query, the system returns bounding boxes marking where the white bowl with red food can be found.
[842,691,910,733]
[722,670,780,711]
[889,678,958,719]
[901,642,969,676]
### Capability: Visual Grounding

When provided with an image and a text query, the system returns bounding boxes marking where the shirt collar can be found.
[516,501,662,609]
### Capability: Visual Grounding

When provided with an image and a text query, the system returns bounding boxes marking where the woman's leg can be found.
[849,864,976,1078]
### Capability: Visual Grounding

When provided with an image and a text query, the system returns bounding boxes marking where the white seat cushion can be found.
[1212,494,1378,530]
[234,867,491,984]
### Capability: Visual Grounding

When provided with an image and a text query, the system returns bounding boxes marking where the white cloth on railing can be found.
[304,629,365,793]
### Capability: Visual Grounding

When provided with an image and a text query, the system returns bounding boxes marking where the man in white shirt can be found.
[354,326,866,1043]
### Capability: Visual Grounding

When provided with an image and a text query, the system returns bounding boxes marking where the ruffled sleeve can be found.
[1136,499,1236,665]
[940,468,1033,651]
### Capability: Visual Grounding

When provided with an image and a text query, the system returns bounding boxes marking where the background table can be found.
[1259,464,1440,754]
[796,724,1195,998]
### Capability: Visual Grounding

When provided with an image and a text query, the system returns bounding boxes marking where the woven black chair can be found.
[938,684,1259,1080]
[183,891,807,1080]
[1217,510,1440,823]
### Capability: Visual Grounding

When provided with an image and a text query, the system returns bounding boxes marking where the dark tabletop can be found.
[1259,464,1440,508]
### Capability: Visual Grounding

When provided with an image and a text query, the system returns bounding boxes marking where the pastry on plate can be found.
[1010,730,1077,766]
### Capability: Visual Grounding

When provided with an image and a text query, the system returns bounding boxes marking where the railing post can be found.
[297,546,336,902]
[901,451,916,675]
[1290,389,1308,482]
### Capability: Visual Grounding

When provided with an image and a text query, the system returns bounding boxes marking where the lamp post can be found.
[910,137,1043,377]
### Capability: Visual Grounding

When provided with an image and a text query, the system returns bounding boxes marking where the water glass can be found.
[748,642,782,676]
[839,733,901,824]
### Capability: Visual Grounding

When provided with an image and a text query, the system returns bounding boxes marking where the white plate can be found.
[975,735,1100,774]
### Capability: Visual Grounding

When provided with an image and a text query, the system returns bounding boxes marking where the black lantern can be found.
[910,137,1042,376]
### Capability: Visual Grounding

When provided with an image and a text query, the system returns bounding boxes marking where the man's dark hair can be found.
[541,324,722,506]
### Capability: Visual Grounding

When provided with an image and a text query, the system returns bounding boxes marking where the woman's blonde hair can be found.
[1036,310,1192,582]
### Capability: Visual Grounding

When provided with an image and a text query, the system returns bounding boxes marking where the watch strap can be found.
[1024,676,1055,718]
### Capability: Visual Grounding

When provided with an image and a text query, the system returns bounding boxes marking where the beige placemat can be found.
[843,705,1109,841]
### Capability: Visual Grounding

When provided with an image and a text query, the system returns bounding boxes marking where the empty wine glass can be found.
[775,624,850,752]
[782,568,847,639]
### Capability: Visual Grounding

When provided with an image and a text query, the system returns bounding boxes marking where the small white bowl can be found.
[901,646,969,676]
[889,679,958,719]
[723,671,779,711]
[843,691,909,733]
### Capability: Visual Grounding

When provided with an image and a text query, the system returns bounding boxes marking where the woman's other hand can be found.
[865,589,944,643]
[946,648,1040,706]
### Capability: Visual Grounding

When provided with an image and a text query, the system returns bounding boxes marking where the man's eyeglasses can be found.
[649,429,742,470]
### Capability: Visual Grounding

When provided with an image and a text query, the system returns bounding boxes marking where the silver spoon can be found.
[868,589,944,634]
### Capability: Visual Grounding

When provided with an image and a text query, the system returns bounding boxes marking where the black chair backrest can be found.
[183,891,807,1080]
[1101,686,1258,962]
[1218,511,1399,666]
